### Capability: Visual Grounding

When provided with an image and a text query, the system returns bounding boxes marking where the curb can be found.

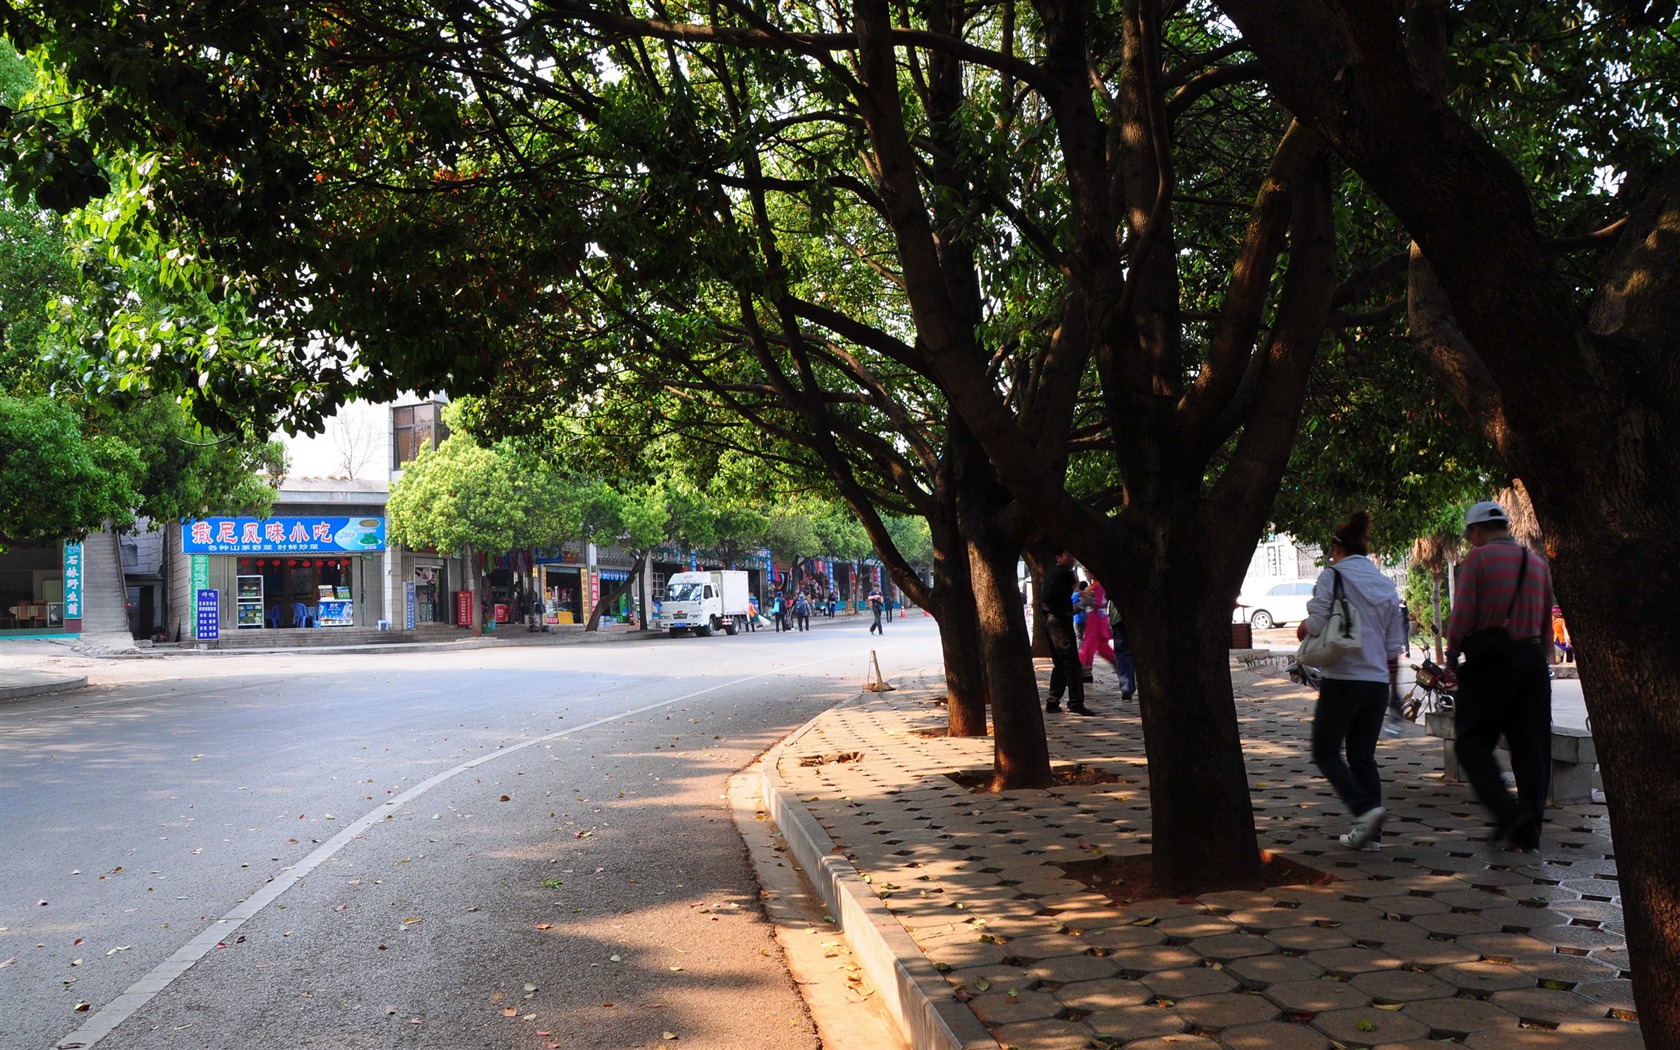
[760,699,998,1050]
[0,674,89,704]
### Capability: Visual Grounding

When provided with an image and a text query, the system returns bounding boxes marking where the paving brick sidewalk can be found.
[773,662,1640,1049]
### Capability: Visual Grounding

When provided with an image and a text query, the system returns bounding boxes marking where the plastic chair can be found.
[291,602,313,628]
[266,606,284,629]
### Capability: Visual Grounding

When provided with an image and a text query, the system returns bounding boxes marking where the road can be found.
[1,616,940,1050]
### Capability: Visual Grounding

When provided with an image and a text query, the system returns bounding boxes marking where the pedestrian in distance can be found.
[867,587,885,634]
[1072,580,1089,652]
[744,596,758,632]
[1446,500,1554,851]
[1078,579,1119,684]
[793,592,811,631]
[1110,606,1136,701]
[771,592,787,633]
[1040,549,1092,715]
[1296,511,1407,851]
[828,590,838,618]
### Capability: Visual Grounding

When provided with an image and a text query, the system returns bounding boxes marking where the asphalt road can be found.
[1,615,939,1050]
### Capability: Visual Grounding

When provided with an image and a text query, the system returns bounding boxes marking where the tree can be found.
[1212,2,1680,1037]
[0,395,140,549]
[387,415,579,626]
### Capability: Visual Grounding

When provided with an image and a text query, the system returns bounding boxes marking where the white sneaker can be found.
[1340,806,1387,849]
[1338,832,1382,852]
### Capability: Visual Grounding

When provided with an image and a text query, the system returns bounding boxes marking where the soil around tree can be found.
[1060,850,1336,903]
[946,763,1131,791]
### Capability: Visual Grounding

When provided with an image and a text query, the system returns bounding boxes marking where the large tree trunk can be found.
[1555,544,1680,1045]
[924,503,988,736]
[1116,523,1263,891]
[954,420,1050,789]
[968,515,1049,791]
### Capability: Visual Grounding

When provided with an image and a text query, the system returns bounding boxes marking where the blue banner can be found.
[184,516,386,554]
[63,542,84,620]
[196,589,220,640]
[404,582,416,631]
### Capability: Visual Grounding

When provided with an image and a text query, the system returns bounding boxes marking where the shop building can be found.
[0,541,85,636]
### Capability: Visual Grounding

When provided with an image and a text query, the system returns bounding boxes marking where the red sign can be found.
[589,569,601,610]
[494,604,509,623]
[457,591,473,626]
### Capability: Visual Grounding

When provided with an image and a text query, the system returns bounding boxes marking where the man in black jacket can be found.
[1040,549,1092,715]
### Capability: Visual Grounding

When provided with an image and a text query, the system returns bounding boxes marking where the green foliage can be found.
[1404,562,1452,638]
[0,394,140,547]
[882,515,933,569]
[387,431,578,555]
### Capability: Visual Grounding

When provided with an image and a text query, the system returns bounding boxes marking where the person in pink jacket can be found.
[1079,579,1119,682]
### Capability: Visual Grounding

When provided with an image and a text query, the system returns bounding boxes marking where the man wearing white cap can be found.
[1446,500,1555,850]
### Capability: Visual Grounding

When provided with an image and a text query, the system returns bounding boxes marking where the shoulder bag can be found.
[1297,567,1363,668]
[1459,550,1530,664]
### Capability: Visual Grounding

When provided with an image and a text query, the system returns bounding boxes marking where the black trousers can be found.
[1313,678,1388,823]
[1454,641,1552,833]
[1045,616,1085,705]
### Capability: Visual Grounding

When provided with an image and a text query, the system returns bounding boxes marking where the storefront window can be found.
[238,557,355,628]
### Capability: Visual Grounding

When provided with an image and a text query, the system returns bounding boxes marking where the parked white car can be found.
[1233,580,1316,630]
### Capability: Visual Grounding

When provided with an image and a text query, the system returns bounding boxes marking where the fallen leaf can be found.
[535,923,551,931]
[402,917,422,925]
[73,1001,91,1012]
[503,1008,518,1017]
[500,795,511,802]
[663,1033,678,1041]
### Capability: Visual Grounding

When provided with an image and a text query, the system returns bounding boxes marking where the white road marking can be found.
[47,644,898,1050]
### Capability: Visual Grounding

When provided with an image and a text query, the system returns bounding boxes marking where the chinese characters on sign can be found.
[183,517,386,554]
[62,542,83,620]
[196,589,220,640]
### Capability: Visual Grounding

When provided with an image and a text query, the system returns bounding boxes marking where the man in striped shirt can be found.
[1446,501,1555,851]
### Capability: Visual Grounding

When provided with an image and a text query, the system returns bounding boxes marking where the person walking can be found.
[1078,579,1119,683]
[1111,608,1136,702]
[793,592,811,632]
[867,587,885,634]
[1040,549,1092,715]
[771,591,787,632]
[1447,500,1554,850]
[1297,511,1406,851]
[1072,580,1089,652]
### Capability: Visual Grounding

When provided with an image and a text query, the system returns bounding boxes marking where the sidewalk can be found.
[0,666,89,703]
[761,661,1638,1050]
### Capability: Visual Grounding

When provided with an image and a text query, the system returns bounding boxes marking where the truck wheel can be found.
[723,620,738,636]
[708,616,722,636]
[696,621,713,637]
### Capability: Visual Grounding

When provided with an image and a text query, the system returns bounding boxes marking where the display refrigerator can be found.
[236,575,264,628]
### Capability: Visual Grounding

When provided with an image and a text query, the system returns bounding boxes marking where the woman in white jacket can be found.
[1297,511,1407,850]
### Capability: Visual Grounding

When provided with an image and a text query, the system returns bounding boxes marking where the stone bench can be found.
[1424,711,1597,806]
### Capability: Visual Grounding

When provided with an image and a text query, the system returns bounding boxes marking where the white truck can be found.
[662,570,753,637]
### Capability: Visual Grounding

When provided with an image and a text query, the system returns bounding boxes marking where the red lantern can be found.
[287,559,296,566]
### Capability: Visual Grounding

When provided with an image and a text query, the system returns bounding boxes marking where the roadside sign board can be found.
[196,589,220,641]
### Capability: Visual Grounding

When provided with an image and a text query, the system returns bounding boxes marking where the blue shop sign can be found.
[63,542,84,620]
[196,588,220,640]
[184,516,387,554]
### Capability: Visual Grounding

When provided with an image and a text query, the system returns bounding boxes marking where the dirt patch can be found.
[909,727,948,739]
[1060,850,1336,904]
[798,751,863,767]
[945,764,1132,792]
